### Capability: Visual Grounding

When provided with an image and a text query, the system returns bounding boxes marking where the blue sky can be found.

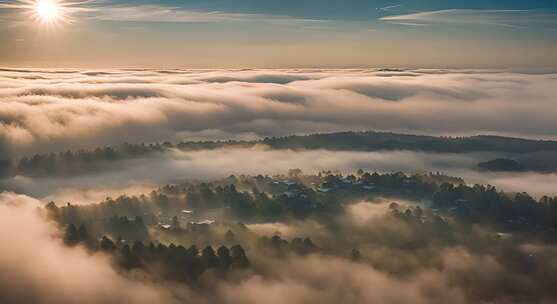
[103,0,557,19]
[1,0,556,68]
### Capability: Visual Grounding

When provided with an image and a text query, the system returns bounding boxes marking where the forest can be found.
[16,167,552,303]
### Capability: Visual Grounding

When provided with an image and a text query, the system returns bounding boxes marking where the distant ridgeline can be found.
[4,131,557,177]
[262,131,557,153]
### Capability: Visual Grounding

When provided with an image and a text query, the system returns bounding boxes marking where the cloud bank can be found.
[1,69,557,159]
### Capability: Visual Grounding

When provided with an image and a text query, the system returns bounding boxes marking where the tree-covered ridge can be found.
[5,130,557,177]
[46,170,557,245]
[9,140,251,177]
[41,170,557,303]
[263,131,557,153]
[45,171,451,233]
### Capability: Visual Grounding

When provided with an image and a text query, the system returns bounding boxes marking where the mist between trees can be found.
[0,169,552,303]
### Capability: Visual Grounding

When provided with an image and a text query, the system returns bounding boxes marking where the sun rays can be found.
[0,0,93,26]
[34,0,60,23]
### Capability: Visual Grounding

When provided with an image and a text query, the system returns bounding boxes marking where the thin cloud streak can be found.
[82,4,327,24]
[0,1,327,25]
[380,9,557,29]
[378,4,402,12]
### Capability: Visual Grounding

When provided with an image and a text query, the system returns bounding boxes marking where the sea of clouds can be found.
[2,68,557,201]
[1,68,557,158]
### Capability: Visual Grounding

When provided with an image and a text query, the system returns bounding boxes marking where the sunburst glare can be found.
[1,0,92,27]
[35,0,60,23]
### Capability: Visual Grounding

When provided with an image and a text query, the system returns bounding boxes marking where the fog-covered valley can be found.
[3,146,557,204]
[2,68,557,304]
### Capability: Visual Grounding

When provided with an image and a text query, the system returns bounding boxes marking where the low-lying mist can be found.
[0,192,178,304]
[4,192,557,304]
[2,147,555,204]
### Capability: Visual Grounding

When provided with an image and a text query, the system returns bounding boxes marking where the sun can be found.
[35,0,60,23]
[2,0,89,27]
[28,0,80,26]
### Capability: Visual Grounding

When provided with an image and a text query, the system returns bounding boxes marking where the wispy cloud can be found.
[87,4,325,24]
[380,9,557,29]
[0,1,326,25]
[0,0,96,24]
[378,4,402,12]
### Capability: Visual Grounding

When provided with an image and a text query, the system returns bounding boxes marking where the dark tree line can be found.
[11,141,253,177]
[47,201,152,241]
[63,224,250,283]
[263,131,557,154]
[47,171,557,241]
[16,143,165,177]
[432,183,557,232]
[256,235,320,257]
[8,130,557,178]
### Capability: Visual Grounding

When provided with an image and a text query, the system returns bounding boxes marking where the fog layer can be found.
[0,192,179,304]
[2,69,557,158]
[2,147,556,203]
[7,192,553,304]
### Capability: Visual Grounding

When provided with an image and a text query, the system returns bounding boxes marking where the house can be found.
[362,183,376,191]
[158,223,172,230]
[316,186,332,193]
